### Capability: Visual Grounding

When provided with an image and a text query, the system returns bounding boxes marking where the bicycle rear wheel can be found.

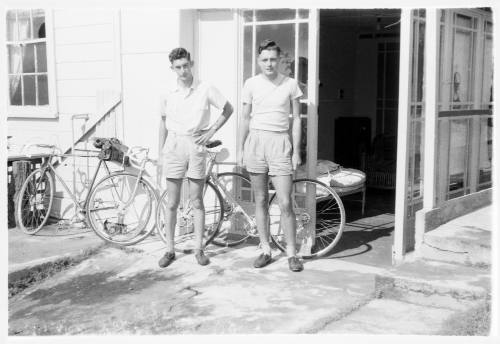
[86,172,157,245]
[269,178,345,259]
[212,172,256,247]
[155,179,223,251]
[16,168,54,234]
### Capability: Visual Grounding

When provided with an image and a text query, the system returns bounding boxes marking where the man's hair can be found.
[258,39,281,55]
[169,47,191,64]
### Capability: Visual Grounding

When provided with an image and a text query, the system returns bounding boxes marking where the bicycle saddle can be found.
[206,140,222,149]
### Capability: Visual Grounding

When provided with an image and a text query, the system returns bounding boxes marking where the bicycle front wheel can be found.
[211,172,256,247]
[86,172,157,245]
[16,168,54,234]
[155,179,224,250]
[269,178,345,259]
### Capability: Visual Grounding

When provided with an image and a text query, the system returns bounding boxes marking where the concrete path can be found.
[8,224,104,273]
[9,243,381,335]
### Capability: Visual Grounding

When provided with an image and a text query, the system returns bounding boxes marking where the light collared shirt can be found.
[242,73,303,132]
[160,79,227,135]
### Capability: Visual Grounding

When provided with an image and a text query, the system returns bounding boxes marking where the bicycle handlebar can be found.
[126,146,151,169]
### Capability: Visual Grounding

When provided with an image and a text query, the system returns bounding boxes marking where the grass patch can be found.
[8,245,104,298]
[441,301,491,336]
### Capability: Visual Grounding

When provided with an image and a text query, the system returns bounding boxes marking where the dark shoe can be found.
[253,253,272,268]
[288,256,304,272]
[158,251,176,268]
[195,250,210,266]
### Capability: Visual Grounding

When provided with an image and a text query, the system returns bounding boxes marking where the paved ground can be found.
[7,203,493,335]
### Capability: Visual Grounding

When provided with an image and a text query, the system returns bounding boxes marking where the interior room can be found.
[317,9,402,264]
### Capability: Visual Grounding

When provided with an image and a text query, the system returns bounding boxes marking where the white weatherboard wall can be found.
[7,9,122,219]
[7,9,119,153]
[197,9,239,172]
[120,9,194,182]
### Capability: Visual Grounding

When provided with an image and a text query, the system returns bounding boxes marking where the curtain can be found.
[9,45,22,100]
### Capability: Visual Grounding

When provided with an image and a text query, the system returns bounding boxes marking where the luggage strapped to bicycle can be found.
[93,137,130,167]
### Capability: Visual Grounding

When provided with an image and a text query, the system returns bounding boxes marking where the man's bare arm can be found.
[291,98,302,170]
[194,101,234,145]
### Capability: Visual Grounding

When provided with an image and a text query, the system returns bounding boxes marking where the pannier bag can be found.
[93,137,130,166]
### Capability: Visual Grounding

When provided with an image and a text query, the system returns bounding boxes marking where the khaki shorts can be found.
[162,133,207,179]
[243,129,293,176]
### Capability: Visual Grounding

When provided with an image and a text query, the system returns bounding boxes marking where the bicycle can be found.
[155,140,346,258]
[15,142,116,235]
[85,144,160,245]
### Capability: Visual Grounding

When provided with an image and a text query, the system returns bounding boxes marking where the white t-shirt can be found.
[160,80,227,135]
[242,73,303,131]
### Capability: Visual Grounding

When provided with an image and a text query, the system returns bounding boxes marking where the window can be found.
[6,9,57,118]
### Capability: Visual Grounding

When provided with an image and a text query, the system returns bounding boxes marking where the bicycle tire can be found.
[86,172,158,245]
[15,168,54,234]
[211,172,256,247]
[269,178,345,259]
[155,179,224,249]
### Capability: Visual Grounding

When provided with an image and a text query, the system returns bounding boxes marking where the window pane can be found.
[298,9,308,18]
[7,10,17,41]
[482,36,493,107]
[452,29,474,105]
[38,75,49,105]
[243,10,253,22]
[22,44,36,73]
[448,119,469,197]
[243,26,253,81]
[9,76,22,105]
[23,75,36,105]
[8,45,22,73]
[17,10,31,41]
[297,23,308,98]
[256,24,295,76]
[455,14,472,29]
[33,9,45,38]
[36,43,47,73]
[255,9,296,22]
[478,118,492,188]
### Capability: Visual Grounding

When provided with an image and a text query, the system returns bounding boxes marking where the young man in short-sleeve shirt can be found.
[238,39,304,272]
[157,47,233,268]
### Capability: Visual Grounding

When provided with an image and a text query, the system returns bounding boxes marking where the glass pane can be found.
[478,118,492,188]
[38,75,49,105]
[455,13,472,29]
[296,23,308,98]
[36,42,47,73]
[485,21,493,33]
[448,119,469,197]
[17,10,31,41]
[452,29,474,105]
[243,26,253,81]
[22,43,36,73]
[33,9,45,38]
[23,75,36,105]
[299,9,308,18]
[8,45,22,73]
[255,23,295,77]
[7,10,17,41]
[482,36,493,107]
[9,75,22,105]
[243,10,253,22]
[417,20,425,103]
[255,9,296,22]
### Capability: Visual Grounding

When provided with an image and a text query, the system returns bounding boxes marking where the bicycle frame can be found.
[42,155,114,215]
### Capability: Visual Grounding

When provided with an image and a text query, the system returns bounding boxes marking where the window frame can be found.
[5,8,58,118]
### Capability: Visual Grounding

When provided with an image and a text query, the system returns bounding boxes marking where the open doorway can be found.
[318,9,401,266]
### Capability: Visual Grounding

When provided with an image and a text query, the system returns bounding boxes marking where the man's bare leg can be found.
[188,177,210,265]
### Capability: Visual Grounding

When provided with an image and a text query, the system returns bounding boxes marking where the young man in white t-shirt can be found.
[238,39,304,272]
[158,47,233,268]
